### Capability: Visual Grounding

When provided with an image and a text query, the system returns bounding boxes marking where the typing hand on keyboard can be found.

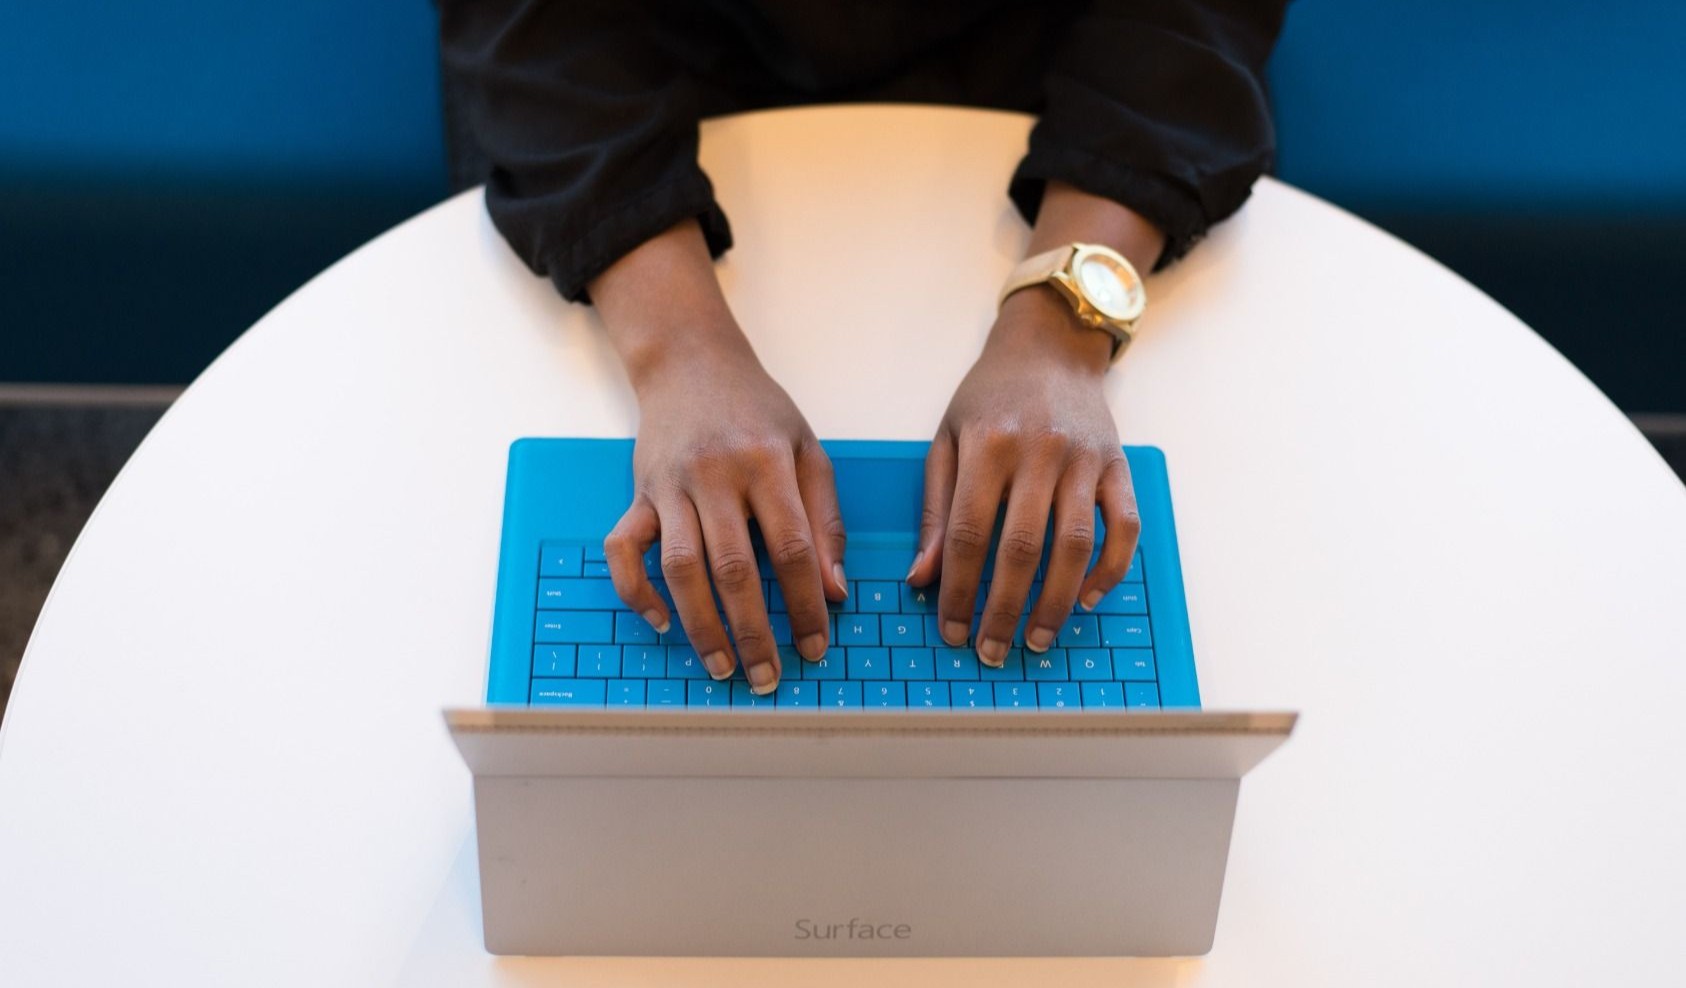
[910,286,1142,670]
[597,336,848,697]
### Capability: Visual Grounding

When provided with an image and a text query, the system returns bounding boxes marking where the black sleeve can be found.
[439,0,731,302]
[1009,0,1291,269]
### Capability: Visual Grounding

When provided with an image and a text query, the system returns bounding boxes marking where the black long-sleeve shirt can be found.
[439,1,1289,302]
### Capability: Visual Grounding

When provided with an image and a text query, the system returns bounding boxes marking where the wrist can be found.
[986,287,1113,377]
[623,315,761,396]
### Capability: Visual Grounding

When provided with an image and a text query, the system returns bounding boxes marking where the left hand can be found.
[908,286,1141,666]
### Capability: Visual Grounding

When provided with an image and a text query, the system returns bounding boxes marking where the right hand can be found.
[603,339,848,695]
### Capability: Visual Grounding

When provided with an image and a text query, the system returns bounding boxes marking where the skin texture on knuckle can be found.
[660,543,705,579]
[1056,524,1096,558]
[710,551,758,593]
[769,531,816,569]
[999,528,1043,568]
[946,519,991,560]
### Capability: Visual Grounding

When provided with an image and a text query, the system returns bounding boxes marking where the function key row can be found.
[538,541,1145,587]
[533,643,1157,682]
[530,678,1161,709]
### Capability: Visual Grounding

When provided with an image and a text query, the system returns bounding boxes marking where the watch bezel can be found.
[1067,244,1147,324]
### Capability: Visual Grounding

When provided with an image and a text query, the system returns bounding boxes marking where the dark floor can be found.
[1,403,1684,724]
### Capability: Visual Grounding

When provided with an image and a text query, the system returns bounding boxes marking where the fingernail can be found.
[905,549,923,583]
[1026,627,1054,652]
[942,620,969,646]
[977,637,1008,667]
[798,633,828,662]
[703,650,733,680]
[833,563,848,596]
[642,609,670,634]
[747,662,779,695]
[1080,590,1102,611]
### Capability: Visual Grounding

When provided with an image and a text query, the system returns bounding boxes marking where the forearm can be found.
[586,219,757,393]
[990,182,1166,374]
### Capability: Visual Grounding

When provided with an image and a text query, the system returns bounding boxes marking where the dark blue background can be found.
[3,2,1682,410]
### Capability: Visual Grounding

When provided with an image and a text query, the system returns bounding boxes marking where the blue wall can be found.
[2,1,1681,408]
[0,0,444,185]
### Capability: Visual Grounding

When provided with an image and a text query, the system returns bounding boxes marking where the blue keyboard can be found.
[486,439,1200,710]
[526,536,1161,709]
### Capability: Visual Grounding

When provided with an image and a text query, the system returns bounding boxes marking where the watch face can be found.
[1073,249,1145,322]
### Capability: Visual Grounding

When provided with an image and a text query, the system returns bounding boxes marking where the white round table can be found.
[3,106,1683,986]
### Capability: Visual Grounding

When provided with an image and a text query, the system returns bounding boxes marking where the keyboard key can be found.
[1091,582,1147,615]
[1125,682,1161,708]
[665,646,709,678]
[847,647,890,679]
[935,647,980,680]
[800,653,845,679]
[844,544,919,580]
[1025,649,1069,681]
[607,679,645,705]
[532,645,576,678]
[951,683,994,708]
[614,610,658,644]
[822,681,862,708]
[767,612,794,646]
[863,681,905,707]
[582,561,612,578]
[1068,648,1112,680]
[1099,616,1152,648]
[995,682,1036,709]
[1114,648,1157,681]
[577,644,620,677]
[837,615,879,646]
[1038,682,1079,709]
[530,678,605,706]
[908,682,949,707]
[776,680,818,707]
[1081,682,1125,708]
[648,680,686,706]
[538,542,582,578]
[1057,614,1100,647]
[731,681,773,707]
[890,647,933,680]
[536,578,623,611]
[643,547,662,577]
[978,647,1025,681]
[583,541,608,563]
[881,614,922,647]
[1124,552,1144,583]
[688,680,731,707]
[534,611,612,643]
[857,582,899,613]
[900,584,937,611]
[620,644,665,678]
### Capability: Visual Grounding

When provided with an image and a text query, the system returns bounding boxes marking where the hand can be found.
[907,287,1141,666]
[602,331,847,694]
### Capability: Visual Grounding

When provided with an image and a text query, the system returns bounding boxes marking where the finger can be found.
[694,489,782,694]
[910,430,957,587]
[1025,462,1102,652]
[1078,456,1142,609]
[795,439,849,601]
[749,459,830,662]
[937,434,1009,648]
[657,495,737,682]
[603,495,670,632]
[976,458,1058,667]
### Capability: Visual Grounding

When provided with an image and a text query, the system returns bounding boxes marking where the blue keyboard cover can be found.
[488,440,1199,711]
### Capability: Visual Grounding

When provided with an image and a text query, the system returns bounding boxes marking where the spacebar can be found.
[844,542,919,580]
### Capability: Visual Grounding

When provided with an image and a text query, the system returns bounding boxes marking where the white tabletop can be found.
[3,105,1683,986]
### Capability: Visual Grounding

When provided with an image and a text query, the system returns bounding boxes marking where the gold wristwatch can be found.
[998,242,1146,363]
